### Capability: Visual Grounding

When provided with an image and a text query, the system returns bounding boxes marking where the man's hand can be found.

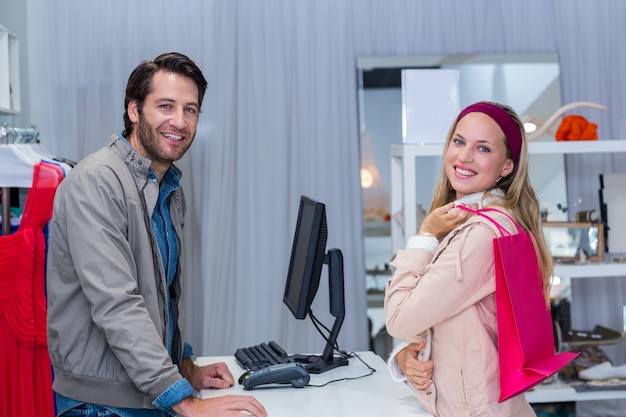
[175,359,267,416]
[172,395,268,417]
[180,358,234,390]
[397,342,434,390]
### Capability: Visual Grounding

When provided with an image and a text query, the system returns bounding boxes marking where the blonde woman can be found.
[385,101,552,417]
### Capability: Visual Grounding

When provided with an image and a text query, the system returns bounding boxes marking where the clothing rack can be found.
[0,157,64,416]
[0,123,40,144]
[1,124,40,235]
[1,124,67,416]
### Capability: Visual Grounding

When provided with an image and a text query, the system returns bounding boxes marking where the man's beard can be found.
[136,114,193,163]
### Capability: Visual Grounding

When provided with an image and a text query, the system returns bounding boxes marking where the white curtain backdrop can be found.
[23,0,626,370]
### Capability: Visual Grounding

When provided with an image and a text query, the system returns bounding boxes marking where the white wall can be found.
[0,1,29,127]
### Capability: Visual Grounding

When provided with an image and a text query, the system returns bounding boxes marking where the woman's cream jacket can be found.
[384,208,536,417]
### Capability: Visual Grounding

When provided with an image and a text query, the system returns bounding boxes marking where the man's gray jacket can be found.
[47,135,187,409]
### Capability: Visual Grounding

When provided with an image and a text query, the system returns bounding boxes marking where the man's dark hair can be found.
[122,52,208,137]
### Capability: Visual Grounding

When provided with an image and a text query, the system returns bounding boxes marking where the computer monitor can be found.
[283,195,348,374]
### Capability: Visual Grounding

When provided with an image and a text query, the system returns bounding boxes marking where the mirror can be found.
[357,53,567,294]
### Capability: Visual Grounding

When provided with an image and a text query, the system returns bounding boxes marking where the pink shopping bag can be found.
[466,207,579,402]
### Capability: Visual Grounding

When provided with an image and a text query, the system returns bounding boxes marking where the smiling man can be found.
[46,53,267,417]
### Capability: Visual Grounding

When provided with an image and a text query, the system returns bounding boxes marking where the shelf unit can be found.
[525,378,626,403]
[553,262,626,279]
[407,376,626,406]
[0,24,20,115]
[390,139,626,405]
[390,139,626,253]
[528,260,626,403]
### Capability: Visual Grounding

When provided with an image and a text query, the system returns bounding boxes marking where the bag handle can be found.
[456,205,524,237]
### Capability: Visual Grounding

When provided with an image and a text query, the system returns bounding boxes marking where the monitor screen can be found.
[283,195,348,374]
[283,195,327,320]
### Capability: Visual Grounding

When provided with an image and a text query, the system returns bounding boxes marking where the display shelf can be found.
[526,261,626,404]
[0,25,20,115]
[390,140,626,253]
[554,262,626,279]
[525,379,626,403]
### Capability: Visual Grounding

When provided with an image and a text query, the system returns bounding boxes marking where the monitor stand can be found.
[290,353,349,374]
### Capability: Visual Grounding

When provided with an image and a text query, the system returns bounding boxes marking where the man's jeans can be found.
[60,403,119,416]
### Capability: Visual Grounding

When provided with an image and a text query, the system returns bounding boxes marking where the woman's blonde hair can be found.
[428,102,553,303]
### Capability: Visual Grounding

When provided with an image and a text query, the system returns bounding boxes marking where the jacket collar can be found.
[109,134,183,180]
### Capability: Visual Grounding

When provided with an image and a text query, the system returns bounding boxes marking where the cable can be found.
[308,309,349,358]
[306,351,376,388]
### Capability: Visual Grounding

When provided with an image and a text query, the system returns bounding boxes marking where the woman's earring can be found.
[496,176,502,183]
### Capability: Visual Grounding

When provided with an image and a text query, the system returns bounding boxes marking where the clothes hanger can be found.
[0,124,74,235]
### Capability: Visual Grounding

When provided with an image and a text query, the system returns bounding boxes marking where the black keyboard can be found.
[234,341,291,371]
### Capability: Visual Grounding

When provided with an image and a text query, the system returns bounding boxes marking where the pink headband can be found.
[457,102,522,164]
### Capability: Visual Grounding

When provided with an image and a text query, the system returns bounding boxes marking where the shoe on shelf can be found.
[578,361,626,380]
[567,324,625,347]
[558,345,610,379]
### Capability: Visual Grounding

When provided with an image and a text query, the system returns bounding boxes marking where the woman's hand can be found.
[397,342,434,390]
[418,202,478,238]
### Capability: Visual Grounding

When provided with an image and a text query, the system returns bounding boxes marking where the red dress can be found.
[0,162,64,417]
